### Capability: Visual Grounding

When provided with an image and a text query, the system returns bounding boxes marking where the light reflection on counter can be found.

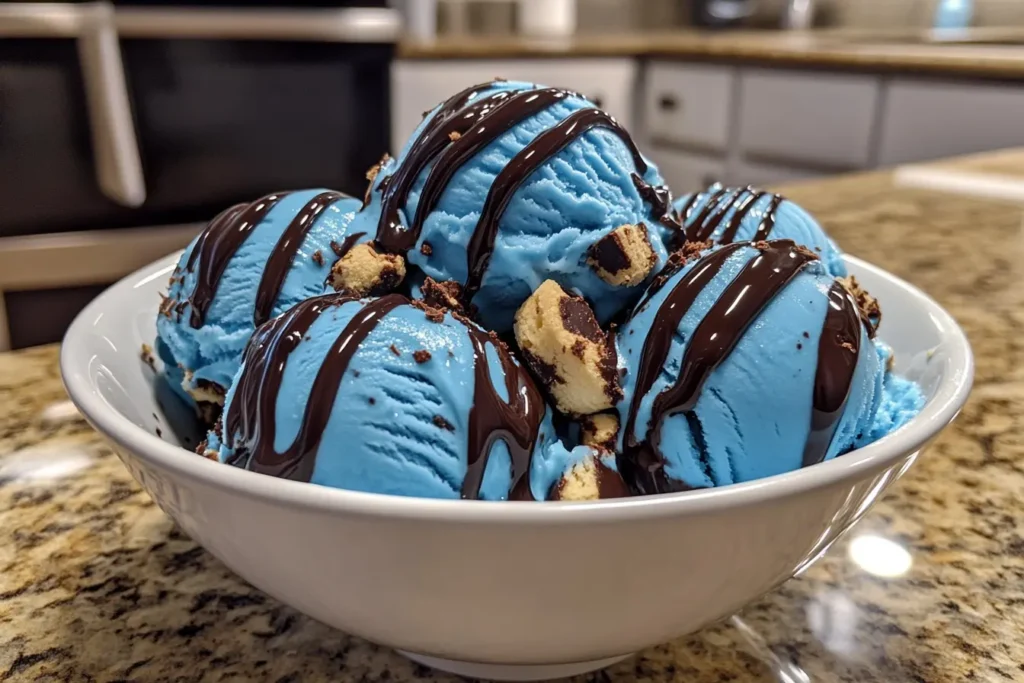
[848,534,913,578]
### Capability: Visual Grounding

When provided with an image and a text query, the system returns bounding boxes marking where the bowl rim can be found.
[61,251,973,525]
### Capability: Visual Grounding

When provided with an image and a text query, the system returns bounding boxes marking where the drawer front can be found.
[648,147,727,196]
[738,69,880,169]
[878,79,1024,166]
[643,62,735,152]
[392,59,637,147]
[732,160,823,190]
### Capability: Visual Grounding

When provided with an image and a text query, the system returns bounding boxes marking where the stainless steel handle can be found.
[78,3,145,207]
[115,7,401,42]
[0,2,146,208]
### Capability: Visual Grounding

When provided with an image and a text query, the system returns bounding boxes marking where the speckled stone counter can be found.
[2,150,1024,681]
[400,29,1024,80]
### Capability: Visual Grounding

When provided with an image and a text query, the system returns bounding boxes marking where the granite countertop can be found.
[2,149,1024,681]
[400,28,1024,80]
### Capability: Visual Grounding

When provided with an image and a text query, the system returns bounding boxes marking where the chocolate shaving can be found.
[837,275,881,338]
[389,344,401,356]
[312,250,324,266]
[413,350,432,363]
[433,415,455,431]
[420,277,466,314]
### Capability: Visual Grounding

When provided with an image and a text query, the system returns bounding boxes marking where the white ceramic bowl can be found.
[61,252,972,681]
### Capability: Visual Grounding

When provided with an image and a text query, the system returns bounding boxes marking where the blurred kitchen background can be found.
[3,0,1023,349]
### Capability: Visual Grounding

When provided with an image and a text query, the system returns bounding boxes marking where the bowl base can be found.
[397,651,633,680]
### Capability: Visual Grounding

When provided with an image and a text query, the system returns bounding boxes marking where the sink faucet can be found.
[783,0,815,30]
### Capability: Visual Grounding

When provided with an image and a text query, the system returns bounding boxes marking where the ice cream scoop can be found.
[157,189,365,412]
[672,185,846,276]
[207,292,578,501]
[612,240,922,494]
[347,79,677,332]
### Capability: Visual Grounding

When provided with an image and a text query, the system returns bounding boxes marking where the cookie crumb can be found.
[140,344,156,370]
[433,415,455,431]
[448,131,461,141]
[420,241,433,256]
[368,397,376,405]
[158,293,175,318]
[413,350,432,363]
[580,413,619,452]
[312,250,324,266]
[421,277,465,313]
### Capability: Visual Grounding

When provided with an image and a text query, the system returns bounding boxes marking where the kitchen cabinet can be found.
[877,78,1024,166]
[737,69,880,170]
[643,62,736,153]
[647,147,727,195]
[391,59,637,147]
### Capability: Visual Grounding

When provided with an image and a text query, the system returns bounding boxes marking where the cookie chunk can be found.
[514,280,621,416]
[329,243,406,297]
[587,223,658,287]
[580,413,619,452]
[183,371,225,406]
[549,451,630,501]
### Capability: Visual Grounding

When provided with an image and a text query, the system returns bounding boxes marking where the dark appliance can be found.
[0,1,398,348]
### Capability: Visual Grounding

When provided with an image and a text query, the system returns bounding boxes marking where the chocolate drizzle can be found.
[463,327,545,500]
[223,292,544,499]
[412,88,572,232]
[225,293,404,481]
[374,82,654,301]
[254,191,345,327]
[375,82,511,255]
[466,108,648,298]
[632,173,682,235]
[681,188,784,245]
[331,231,367,260]
[186,193,287,327]
[802,281,862,467]
[620,241,819,494]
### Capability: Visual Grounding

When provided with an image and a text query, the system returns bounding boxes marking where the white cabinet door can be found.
[877,79,1024,166]
[738,69,880,169]
[391,59,637,149]
[647,147,727,196]
[643,62,736,153]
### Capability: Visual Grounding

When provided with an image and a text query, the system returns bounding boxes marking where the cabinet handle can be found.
[658,94,678,111]
[78,3,146,207]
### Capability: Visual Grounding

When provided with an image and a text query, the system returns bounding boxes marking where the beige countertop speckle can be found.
[400,29,1024,80]
[2,150,1024,680]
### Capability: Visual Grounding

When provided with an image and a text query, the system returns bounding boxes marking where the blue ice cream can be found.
[157,189,365,411]
[672,184,847,276]
[347,79,676,332]
[207,292,579,500]
[612,239,923,494]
